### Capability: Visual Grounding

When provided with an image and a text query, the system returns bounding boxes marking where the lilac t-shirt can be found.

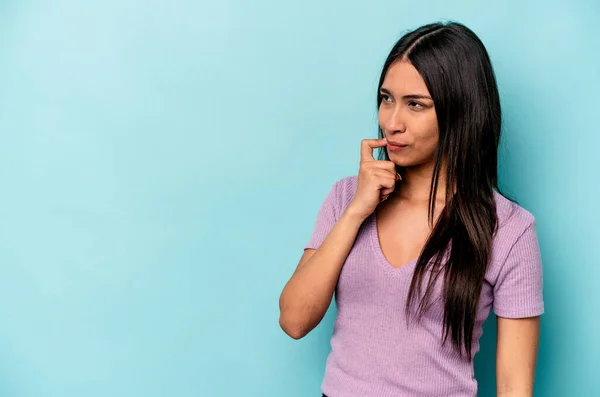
[304,175,544,397]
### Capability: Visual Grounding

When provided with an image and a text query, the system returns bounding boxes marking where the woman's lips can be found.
[386,140,408,151]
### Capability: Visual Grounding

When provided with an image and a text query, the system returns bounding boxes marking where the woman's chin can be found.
[387,156,413,167]
[388,152,433,168]
[389,159,429,170]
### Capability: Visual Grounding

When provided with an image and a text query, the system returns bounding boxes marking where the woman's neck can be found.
[394,161,448,204]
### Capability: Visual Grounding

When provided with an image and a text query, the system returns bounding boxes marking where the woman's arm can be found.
[278,208,366,339]
[496,315,541,397]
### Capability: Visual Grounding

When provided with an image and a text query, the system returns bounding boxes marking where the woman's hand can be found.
[346,138,401,221]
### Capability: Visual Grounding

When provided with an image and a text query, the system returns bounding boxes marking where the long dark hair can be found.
[377,22,502,361]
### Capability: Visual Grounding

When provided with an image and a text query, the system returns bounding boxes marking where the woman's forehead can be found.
[382,61,430,96]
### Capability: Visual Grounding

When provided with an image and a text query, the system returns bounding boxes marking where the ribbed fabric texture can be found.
[304,175,544,397]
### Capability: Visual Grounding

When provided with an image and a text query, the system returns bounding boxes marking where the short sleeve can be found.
[493,220,544,318]
[304,180,341,250]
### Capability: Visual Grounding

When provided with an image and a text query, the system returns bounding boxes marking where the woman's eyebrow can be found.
[403,94,432,100]
[380,88,432,100]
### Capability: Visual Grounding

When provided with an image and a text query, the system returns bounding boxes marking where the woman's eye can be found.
[380,94,392,102]
[408,101,424,109]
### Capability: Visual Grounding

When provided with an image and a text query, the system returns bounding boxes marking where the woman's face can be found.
[378,60,439,168]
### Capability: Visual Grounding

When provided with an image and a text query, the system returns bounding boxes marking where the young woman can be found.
[278,21,544,397]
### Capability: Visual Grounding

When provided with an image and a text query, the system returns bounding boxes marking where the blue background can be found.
[1,1,598,396]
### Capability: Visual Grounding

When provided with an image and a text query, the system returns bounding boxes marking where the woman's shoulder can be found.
[491,190,538,259]
[334,174,359,191]
[329,174,359,210]
[493,190,536,231]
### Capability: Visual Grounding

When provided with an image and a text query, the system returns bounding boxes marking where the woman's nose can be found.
[383,110,406,133]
